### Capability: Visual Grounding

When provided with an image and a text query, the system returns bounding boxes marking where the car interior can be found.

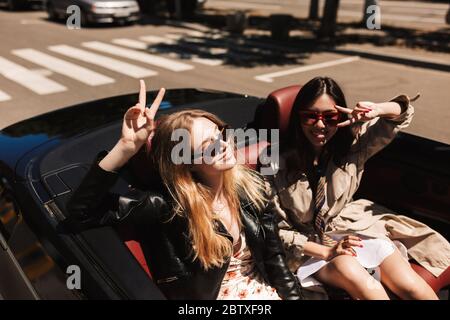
[37,86,449,299]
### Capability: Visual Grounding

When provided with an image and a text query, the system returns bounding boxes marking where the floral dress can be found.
[217,232,281,300]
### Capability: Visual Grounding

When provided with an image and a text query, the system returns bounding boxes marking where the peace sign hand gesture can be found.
[120,80,165,155]
[335,101,380,128]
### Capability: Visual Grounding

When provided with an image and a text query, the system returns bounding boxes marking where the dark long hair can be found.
[285,76,354,168]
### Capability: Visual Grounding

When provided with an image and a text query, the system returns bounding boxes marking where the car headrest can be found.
[238,140,271,171]
[252,85,301,137]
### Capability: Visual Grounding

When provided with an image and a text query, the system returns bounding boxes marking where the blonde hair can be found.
[151,109,267,270]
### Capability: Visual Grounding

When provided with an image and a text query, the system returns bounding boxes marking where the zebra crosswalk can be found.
[12,48,115,86]
[0,29,302,103]
[0,56,67,95]
[48,45,157,79]
[82,41,194,72]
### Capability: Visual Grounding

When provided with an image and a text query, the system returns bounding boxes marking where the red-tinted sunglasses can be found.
[298,111,342,126]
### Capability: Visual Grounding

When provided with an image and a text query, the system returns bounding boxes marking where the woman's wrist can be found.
[99,140,137,172]
[375,101,404,118]
[321,246,333,261]
[304,241,333,260]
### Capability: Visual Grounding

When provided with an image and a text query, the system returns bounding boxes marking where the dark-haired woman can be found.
[266,77,449,300]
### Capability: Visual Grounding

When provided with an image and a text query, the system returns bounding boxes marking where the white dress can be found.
[297,234,408,287]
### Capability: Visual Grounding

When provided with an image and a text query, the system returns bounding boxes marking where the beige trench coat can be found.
[267,94,450,277]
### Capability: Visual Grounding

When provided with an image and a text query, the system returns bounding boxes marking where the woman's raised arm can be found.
[99,80,165,172]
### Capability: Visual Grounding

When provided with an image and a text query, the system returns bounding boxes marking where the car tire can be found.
[7,0,25,11]
[80,10,90,28]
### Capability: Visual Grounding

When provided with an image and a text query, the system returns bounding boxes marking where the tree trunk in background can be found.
[309,0,319,20]
[318,0,340,39]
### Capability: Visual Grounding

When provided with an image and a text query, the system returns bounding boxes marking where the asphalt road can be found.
[0,7,449,144]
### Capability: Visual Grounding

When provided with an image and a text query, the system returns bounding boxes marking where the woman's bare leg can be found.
[314,255,389,300]
[379,249,438,300]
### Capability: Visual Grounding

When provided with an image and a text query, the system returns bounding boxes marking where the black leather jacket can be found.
[66,153,303,300]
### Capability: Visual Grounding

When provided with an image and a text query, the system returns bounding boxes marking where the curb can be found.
[328,47,450,72]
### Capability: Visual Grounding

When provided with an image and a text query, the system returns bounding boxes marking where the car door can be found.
[0,182,39,299]
[0,177,79,300]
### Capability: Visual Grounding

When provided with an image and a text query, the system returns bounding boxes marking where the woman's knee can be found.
[389,274,430,299]
[328,255,368,283]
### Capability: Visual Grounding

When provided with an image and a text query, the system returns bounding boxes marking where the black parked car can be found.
[0,87,449,299]
[0,0,43,10]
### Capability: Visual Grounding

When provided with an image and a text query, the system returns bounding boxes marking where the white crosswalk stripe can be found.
[139,35,176,45]
[82,41,194,72]
[255,56,360,82]
[111,38,149,50]
[0,90,12,102]
[136,35,224,67]
[0,56,67,95]
[12,49,114,86]
[48,45,158,79]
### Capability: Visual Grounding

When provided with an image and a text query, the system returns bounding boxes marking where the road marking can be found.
[139,35,224,67]
[82,41,194,72]
[254,56,360,83]
[20,19,46,25]
[12,49,114,86]
[0,90,11,102]
[114,38,223,66]
[191,57,223,66]
[139,35,176,45]
[112,38,149,50]
[166,34,227,55]
[48,45,158,79]
[0,56,66,95]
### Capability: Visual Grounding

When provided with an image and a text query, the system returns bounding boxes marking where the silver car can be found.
[46,0,140,25]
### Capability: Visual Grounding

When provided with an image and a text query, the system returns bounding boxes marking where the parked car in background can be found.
[0,0,43,10]
[45,0,140,26]
[137,0,205,17]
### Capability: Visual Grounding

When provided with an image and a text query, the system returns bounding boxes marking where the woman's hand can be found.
[119,80,165,155]
[98,80,165,172]
[335,99,408,127]
[335,102,380,127]
[324,235,363,261]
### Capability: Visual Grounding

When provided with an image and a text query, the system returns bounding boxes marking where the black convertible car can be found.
[0,86,449,299]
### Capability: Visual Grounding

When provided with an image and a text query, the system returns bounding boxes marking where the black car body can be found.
[1,0,43,10]
[0,88,449,299]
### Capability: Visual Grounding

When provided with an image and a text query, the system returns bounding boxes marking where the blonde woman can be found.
[66,80,303,300]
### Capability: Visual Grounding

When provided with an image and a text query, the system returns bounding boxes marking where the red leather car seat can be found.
[252,85,301,138]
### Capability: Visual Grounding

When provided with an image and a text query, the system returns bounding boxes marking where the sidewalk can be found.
[164,13,450,73]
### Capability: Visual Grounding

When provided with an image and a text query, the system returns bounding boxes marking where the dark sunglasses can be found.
[191,124,230,161]
[298,111,342,126]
